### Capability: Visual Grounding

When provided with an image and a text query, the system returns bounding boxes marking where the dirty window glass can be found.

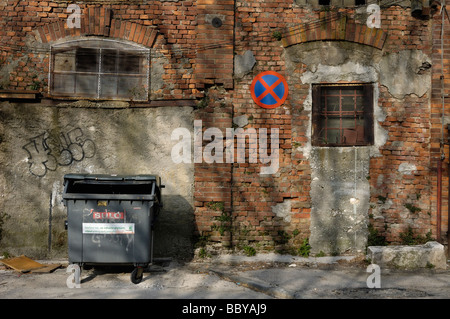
[50,39,149,101]
[312,84,373,146]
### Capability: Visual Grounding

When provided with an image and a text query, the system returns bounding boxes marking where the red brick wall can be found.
[0,1,201,99]
[229,1,440,251]
[366,6,434,244]
[194,0,234,89]
[193,86,233,245]
[1,0,448,253]
[232,0,310,251]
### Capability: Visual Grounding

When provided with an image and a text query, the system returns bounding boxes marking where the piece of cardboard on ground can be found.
[0,255,61,273]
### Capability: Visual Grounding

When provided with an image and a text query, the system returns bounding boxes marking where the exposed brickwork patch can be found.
[35,7,158,47]
[281,12,387,49]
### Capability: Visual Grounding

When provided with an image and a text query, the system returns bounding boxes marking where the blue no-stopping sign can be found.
[250,71,288,109]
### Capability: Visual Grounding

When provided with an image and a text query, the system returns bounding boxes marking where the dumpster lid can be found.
[62,174,162,201]
[64,174,159,182]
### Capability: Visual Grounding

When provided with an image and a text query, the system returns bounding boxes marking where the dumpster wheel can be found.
[131,267,144,284]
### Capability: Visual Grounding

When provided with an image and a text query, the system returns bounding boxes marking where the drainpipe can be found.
[439,0,446,247]
[437,158,442,244]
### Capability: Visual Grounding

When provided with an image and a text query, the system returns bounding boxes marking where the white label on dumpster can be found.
[82,223,135,234]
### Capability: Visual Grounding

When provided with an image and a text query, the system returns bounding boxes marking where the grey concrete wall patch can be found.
[271,200,292,223]
[284,41,389,255]
[398,162,417,175]
[0,102,195,259]
[379,50,431,99]
[232,115,249,128]
[234,50,256,79]
[310,147,370,255]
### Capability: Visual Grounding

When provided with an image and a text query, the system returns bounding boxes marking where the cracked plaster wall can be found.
[0,103,195,259]
[379,50,432,99]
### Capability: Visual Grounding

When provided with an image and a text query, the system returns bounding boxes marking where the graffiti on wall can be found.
[22,127,96,177]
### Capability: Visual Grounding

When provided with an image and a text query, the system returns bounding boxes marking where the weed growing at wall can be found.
[243,245,256,256]
[399,227,434,245]
[194,234,210,249]
[276,230,291,245]
[206,201,225,212]
[377,195,387,204]
[205,201,232,237]
[297,238,311,257]
[272,31,282,41]
[212,213,232,236]
[315,251,326,257]
[198,248,211,259]
[368,224,387,246]
[404,203,422,214]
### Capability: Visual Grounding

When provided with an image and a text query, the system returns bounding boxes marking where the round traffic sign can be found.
[250,71,288,109]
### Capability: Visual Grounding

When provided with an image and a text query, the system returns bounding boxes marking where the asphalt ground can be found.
[0,253,448,317]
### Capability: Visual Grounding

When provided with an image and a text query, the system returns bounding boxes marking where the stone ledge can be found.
[367,241,447,270]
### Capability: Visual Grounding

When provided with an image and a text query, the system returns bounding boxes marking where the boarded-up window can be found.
[50,39,150,101]
[312,83,374,146]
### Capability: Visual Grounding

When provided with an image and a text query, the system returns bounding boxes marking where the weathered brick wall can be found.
[193,85,233,246]
[368,6,434,244]
[228,0,304,253]
[194,0,234,89]
[225,0,440,253]
[0,0,232,258]
[0,0,201,100]
[0,0,448,257]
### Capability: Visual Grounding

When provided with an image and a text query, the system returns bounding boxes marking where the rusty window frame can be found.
[49,39,150,101]
[312,83,374,147]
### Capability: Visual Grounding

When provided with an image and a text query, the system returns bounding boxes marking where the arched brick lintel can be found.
[281,15,387,50]
[35,7,158,48]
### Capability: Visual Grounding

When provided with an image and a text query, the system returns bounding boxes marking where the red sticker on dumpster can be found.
[250,71,288,109]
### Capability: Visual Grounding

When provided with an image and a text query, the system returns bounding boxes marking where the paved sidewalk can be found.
[203,253,450,299]
[0,253,449,299]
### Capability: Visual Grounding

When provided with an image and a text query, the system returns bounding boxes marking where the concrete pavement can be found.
[204,253,450,299]
[0,253,449,300]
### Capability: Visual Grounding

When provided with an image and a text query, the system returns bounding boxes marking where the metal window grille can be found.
[312,84,374,146]
[50,39,150,101]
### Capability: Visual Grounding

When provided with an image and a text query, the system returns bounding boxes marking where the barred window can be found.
[50,39,150,101]
[312,83,374,146]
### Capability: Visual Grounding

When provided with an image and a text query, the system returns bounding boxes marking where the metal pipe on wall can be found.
[437,158,442,243]
[439,0,446,249]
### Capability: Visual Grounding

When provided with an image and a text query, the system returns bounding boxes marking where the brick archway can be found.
[281,13,387,50]
[35,7,158,48]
